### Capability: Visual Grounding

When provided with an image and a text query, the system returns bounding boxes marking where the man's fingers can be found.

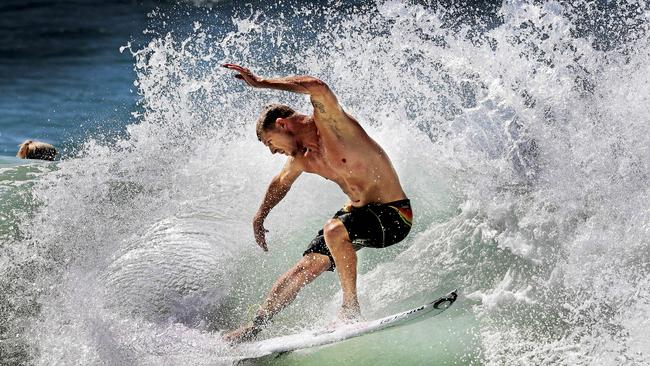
[223,63,261,88]
[253,223,268,251]
[222,63,248,73]
[256,239,268,252]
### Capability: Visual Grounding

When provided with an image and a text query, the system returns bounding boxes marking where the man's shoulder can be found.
[313,113,366,141]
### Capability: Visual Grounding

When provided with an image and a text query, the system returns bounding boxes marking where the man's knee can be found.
[323,219,349,242]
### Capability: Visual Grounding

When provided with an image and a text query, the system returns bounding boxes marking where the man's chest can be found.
[302,141,368,179]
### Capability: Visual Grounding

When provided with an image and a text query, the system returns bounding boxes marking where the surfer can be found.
[222,64,413,343]
[16,140,57,161]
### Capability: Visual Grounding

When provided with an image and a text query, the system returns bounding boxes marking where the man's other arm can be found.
[253,157,303,251]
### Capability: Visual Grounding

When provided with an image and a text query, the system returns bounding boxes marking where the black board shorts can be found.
[303,199,413,271]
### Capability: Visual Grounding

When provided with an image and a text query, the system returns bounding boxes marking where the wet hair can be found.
[255,104,296,141]
[16,140,57,161]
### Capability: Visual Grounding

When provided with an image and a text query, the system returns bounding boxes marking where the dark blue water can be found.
[0,0,160,156]
[0,0,247,157]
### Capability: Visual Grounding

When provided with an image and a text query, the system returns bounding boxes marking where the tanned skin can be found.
[222,64,407,343]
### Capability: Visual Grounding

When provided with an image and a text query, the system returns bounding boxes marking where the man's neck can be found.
[290,117,320,153]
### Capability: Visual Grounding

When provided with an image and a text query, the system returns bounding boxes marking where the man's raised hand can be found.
[253,215,269,252]
[222,63,264,88]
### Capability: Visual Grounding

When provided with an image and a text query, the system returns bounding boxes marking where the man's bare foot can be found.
[325,304,361,330]
[337,302,361,323]
[222,323,261,344]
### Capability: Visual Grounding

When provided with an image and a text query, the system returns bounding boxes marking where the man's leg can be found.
[222,253,331,342]
[323,218,360,321]
[257,253,331,320]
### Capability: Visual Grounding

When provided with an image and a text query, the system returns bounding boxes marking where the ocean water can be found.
[1,0,649,365]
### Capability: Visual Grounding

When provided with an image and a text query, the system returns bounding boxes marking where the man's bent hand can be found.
[223,64,264,88]
[253,216,269,252]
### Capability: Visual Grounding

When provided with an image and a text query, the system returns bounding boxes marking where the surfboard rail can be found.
[248,290,459,355]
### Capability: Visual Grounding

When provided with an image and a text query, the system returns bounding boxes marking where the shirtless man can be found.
[222,64,413,343]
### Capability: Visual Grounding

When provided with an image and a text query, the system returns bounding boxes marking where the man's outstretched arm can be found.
[253,157,303,251]
[222,64,345,123]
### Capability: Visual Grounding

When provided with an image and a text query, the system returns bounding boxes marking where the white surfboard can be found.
[245,290,458,355]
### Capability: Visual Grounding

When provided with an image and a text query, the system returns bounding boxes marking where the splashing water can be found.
[1,0,649,365]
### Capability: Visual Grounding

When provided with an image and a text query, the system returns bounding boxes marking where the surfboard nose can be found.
[433,290,458,309]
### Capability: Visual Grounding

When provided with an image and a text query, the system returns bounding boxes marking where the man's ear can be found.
[275,117,287,129]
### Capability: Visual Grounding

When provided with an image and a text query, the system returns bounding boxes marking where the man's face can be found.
[261,128,298,156]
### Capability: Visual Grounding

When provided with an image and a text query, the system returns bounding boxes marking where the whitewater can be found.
[1,0,649,365]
